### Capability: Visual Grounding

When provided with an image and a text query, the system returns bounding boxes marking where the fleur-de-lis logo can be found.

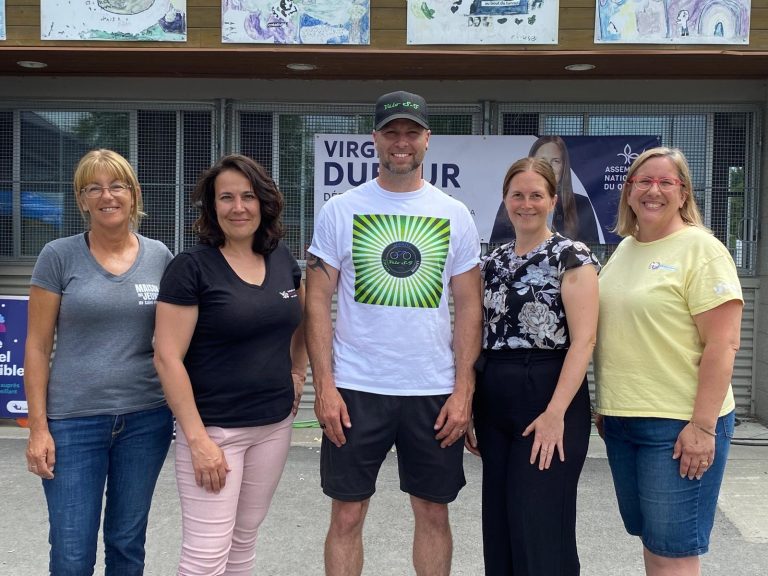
[617,144,640,165]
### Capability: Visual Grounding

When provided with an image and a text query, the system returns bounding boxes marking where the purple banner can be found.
[0,297,28,419]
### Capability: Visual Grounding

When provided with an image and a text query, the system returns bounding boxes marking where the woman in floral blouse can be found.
[470,157,600,575]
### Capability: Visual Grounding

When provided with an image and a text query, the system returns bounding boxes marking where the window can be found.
[0,105,215,259]
[4,100,756,277]
[18,111,130,257]
[0,112,14,257]
[499,104,760,273]
[234,103,480,259]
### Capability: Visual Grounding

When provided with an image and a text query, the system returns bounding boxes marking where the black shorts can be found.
[320,388,466,504]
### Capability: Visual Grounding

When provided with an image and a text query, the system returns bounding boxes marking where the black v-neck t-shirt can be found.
[158,241,302,427]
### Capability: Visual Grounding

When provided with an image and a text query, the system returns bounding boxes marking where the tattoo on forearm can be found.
[307,255,331,280]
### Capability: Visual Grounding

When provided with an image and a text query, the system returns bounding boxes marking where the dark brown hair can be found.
[192,154,284,254]
[529,136,577,238]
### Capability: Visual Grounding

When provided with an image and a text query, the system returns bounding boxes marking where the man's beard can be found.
[379,153,423,176]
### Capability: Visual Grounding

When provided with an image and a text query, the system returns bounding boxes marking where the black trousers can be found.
[473,349,591,576]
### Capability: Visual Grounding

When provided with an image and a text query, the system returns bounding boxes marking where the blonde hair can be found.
[614,146,704,238]
[73,149,144,230]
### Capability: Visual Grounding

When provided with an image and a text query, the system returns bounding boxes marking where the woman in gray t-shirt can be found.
[24,149,173,575]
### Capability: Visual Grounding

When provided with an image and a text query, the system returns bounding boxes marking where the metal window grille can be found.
[1,100,759,277]
[499,103,761,274]
[0,102,216,260]
[231,102,482,260]
[0,111,14,258]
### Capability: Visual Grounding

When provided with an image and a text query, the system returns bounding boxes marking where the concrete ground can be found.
[2,411,767,575]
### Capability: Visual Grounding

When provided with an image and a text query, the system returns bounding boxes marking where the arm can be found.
[305,253,350,447]
[465,273,485,457]
[153,302,229,493]
[435,265,482,448]
[523,264,598,470]
[290,281,309,415]
[24,286,60,479]
[674,299,742,479]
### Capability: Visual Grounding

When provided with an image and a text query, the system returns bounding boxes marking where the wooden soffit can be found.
[2,47,768,79]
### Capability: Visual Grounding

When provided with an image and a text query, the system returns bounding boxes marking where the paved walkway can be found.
[2,414,767,575]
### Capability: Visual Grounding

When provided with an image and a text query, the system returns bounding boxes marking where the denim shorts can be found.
[603,412,735,558]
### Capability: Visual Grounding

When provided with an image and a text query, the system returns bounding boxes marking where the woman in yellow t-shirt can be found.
[594,147,743,576]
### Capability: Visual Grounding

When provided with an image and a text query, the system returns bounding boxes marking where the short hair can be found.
[192,154,284,254]
[614,146,704,237]
[502,157,558,200]
[73,149,144,230]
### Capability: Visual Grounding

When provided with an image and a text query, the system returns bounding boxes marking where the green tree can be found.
[73,112,130,152]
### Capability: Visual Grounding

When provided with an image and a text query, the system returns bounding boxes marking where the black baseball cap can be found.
[374,91,430,131]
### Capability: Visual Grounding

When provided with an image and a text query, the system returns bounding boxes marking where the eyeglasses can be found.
[80,183,131,198]
[627,177,684,192]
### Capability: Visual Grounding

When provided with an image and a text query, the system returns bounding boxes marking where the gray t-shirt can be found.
[31,233,173,418]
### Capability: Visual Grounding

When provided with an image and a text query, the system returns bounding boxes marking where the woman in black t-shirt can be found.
[471,157,599,575]
[154,154,307,575]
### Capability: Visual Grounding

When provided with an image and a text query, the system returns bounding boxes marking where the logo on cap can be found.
[375,91,429,131]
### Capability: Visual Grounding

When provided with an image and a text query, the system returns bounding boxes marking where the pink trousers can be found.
[174,415,293,575]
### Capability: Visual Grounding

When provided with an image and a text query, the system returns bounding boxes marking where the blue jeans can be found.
[43,405,173,576]
[603,412,735,558]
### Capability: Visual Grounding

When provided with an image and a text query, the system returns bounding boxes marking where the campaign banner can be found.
[0,296,28,419]
[314,134,660,244]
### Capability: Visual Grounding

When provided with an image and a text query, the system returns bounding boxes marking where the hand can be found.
[291,371,306,416]
[522,409,565,470]
[26,428,56,479]
[189,434,230,494]
[434,392,471,448]
[465,417,480,457]
[314,387,351,448]
[594,413,605,440]
[673,422,716,480]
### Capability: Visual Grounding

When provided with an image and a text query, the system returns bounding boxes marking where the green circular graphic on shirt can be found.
[351,214,450,308]
[381,241,421,278]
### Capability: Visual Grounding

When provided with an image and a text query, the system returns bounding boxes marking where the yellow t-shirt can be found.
[595,226,742,419]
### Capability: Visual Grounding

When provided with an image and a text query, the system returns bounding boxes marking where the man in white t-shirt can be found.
[306,90,482,576]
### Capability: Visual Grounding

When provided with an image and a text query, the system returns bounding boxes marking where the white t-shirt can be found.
[309,179,480,395]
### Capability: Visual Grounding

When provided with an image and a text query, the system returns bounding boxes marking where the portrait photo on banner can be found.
[314,134,661,245]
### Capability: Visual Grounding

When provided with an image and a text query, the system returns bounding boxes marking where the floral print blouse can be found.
[482,233,600,350]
